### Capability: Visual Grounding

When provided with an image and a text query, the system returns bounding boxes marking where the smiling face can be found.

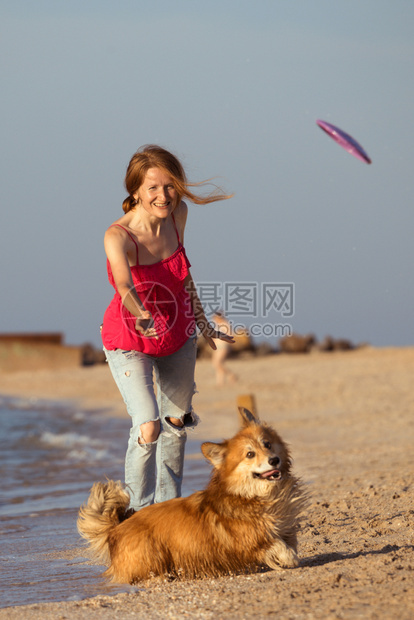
[202,422,292,499]
[134,167,178,219]
[230,427,290,489]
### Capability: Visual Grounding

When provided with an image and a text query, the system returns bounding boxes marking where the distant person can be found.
[101,145,234,512]
[211,312,237,386]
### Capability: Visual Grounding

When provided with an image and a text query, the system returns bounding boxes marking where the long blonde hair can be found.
[122,145,233,213]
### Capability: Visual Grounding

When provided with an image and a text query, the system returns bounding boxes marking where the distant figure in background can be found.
[101,145,234,512]
[211,312,237,386]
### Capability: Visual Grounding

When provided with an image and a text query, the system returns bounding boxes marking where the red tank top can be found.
[101,217,196,356]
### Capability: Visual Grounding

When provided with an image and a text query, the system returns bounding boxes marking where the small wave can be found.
[40,431,110,462]
[0,396,42,410]
[67,447,109,461]
[40,430,98,448]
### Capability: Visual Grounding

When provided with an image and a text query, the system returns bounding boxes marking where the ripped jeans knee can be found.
[166,416,184,429]
[164,409,200,436]
[138,419,161,444]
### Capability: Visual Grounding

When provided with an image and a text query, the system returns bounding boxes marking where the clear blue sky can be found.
[1,1,413,348]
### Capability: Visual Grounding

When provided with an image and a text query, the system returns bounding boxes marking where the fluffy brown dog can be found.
[77,408,307,584]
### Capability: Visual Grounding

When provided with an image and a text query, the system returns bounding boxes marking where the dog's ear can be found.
[201,442,226,468]
[238,407,259,427]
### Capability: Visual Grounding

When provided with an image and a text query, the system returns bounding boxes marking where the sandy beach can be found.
[1,346,413,619]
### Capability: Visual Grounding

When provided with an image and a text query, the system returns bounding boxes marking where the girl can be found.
[101,145,234,511]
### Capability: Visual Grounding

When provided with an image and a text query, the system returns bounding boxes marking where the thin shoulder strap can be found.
[171,213,181,243]
[110,224,139,264]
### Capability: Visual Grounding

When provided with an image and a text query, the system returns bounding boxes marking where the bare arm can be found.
[104,228,157,337]
[172,200,188,243]
[175,202,234,349]
[184,271,235,350]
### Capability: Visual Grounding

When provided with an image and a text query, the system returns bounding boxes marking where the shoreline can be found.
[1,347,414,618]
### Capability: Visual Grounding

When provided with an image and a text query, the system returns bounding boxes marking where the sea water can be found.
[0,396,211,608]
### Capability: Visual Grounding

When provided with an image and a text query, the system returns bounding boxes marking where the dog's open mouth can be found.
[253,469,281,481]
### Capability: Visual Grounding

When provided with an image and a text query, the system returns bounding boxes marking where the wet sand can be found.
[1,346,413,619]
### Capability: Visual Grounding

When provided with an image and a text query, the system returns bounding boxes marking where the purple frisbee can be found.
[316,119,372,164]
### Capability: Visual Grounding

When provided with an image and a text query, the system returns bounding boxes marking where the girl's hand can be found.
[135,311,158,339]
[198,321,235,350]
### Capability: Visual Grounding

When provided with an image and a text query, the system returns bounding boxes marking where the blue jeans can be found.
[104,336,198,511]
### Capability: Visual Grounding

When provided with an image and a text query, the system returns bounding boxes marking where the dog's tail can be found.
[77,480,130,564]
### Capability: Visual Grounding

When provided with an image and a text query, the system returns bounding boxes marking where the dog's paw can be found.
[278,547,299,568]
[263,541,299,569]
